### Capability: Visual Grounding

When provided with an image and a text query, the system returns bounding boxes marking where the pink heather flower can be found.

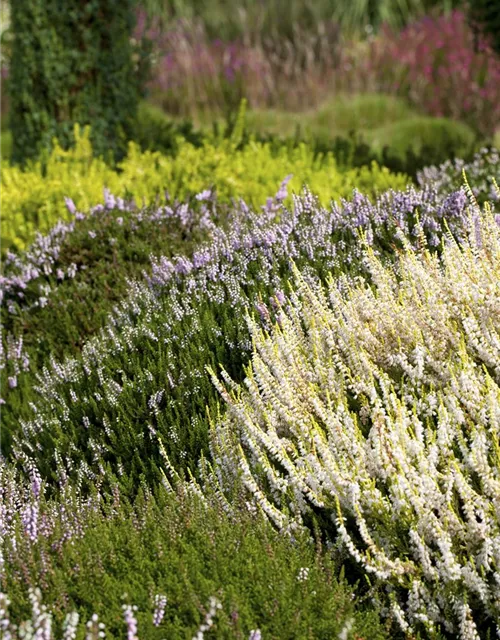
[64,197,77,215]
[122,605,138,640]
[153,594,167,627]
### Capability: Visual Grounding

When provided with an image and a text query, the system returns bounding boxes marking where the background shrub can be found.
[365,116,478,165]
[0,122,408,252]
[8,0,150,165]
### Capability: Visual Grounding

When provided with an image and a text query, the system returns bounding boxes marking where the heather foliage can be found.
[3,1,500,636]
[418,146,500,206]
[210,201,500,637]
[0,121,407,252]
[1,167,498,637]
[0,465,389,639]
[2,178,472,491]
[0,192,213,370]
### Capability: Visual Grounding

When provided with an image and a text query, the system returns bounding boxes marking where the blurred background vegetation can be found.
[0,0,499,170]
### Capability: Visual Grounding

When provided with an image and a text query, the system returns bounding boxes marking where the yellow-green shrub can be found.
[1,125,409,252]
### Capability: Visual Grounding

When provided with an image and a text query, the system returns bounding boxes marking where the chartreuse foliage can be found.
[1,123,408,252]
[8,0,148,165]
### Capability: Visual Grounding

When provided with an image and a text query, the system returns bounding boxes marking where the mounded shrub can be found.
[2,179,472,492]
[0,465,390,639]
[366,116,478,167]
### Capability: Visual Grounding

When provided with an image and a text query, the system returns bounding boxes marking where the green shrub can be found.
[2,478,390,639]
[1,129,12,160]
[133,102,207,154]
[366,116,478,165]
[224,98,479,178]
[313,93,417,134]
[1,204,212,370]
[8,0,150,165]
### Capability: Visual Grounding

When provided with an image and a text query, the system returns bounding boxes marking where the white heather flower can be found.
[210,208,500,636]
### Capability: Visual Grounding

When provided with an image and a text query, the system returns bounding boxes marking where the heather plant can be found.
[0,190,215,370]
[2,180,473,492]
[0,121,407,252]
[418,146,500,206]
[0,462,389,639]
[209,200,500,637]
[345,10,500,137]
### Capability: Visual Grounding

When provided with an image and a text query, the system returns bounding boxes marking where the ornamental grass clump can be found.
[210,197,500,637]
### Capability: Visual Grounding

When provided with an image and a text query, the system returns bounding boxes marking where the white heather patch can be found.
[210,202,500,638]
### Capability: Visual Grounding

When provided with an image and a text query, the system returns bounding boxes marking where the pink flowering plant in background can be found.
[349,10,500,136]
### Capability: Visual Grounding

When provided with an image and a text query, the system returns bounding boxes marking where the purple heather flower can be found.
[104,189,116,210]
[175,257,193,275]
[153,594,167,627]
[64,197,77,215]
[255,300,270,322]
[123,605,139,640]
[275,174,293,201]
[196,189,212,202]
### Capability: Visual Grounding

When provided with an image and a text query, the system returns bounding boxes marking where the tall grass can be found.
[141,0,460,40]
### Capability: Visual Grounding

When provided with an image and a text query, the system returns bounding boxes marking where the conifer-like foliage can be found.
[8,0,148,165]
